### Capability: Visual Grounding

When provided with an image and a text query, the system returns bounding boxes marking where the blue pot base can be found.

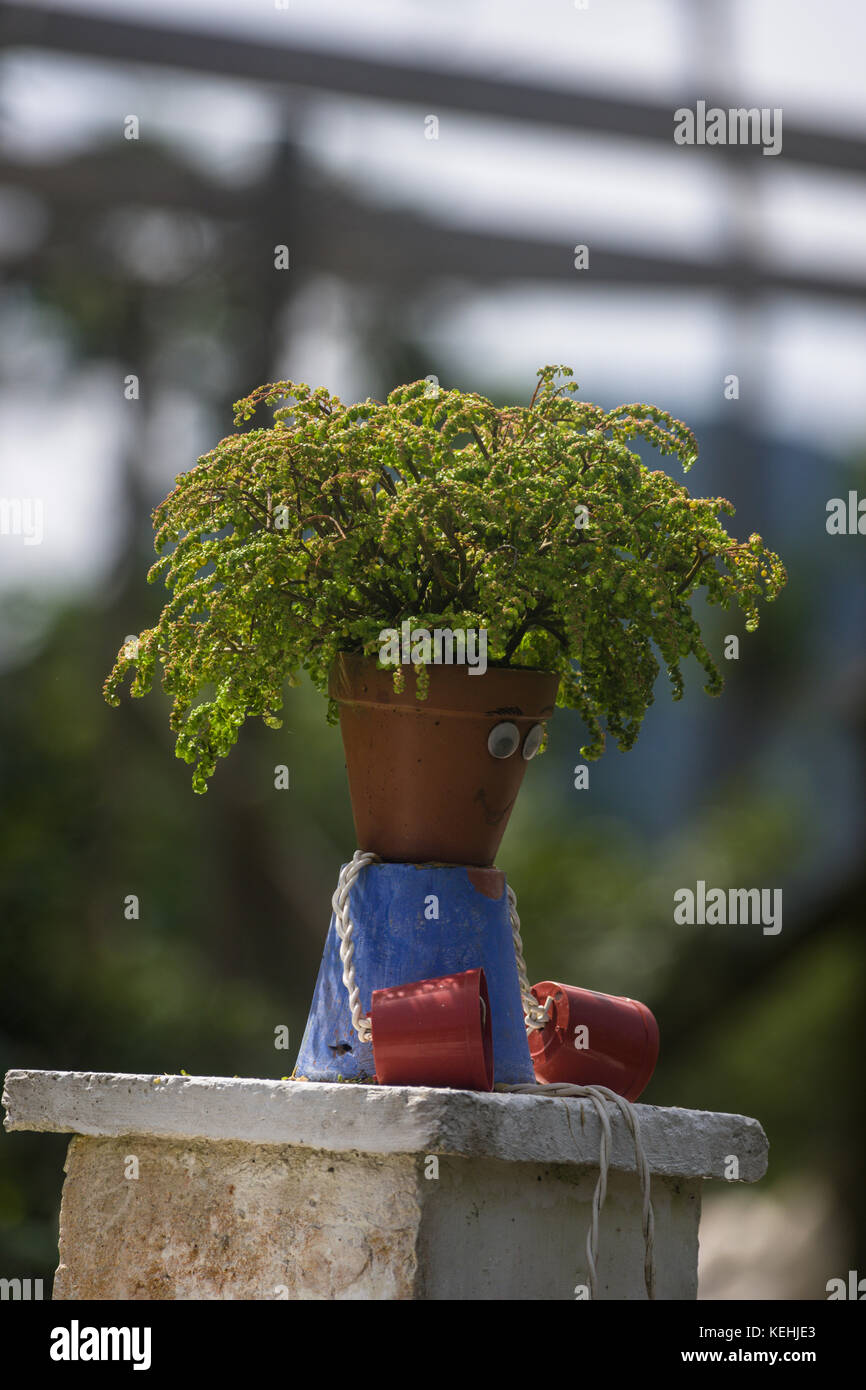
[293,862,535,1086]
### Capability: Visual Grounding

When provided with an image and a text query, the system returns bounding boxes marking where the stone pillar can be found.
[2,1070,768,1301]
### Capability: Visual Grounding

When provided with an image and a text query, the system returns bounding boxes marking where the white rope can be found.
[329,853,656,1300]
[331,850,381,1044]
[497,1080,656,1300]
[507,884,554,1031]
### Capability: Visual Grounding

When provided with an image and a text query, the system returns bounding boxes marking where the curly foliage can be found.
[104,366,786,790]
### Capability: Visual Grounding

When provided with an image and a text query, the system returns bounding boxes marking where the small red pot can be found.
[528,980,659,1101]
[371,967,495,1091]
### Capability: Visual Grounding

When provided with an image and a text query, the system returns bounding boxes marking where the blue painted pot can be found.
[293,861,535,1085]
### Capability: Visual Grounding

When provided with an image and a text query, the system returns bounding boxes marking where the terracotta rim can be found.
[329,651,559,715]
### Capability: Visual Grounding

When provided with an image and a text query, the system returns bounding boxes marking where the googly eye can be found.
[488,721,520,759]
[522,723,545,761]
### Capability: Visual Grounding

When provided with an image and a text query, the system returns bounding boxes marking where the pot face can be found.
[330,652,560,866]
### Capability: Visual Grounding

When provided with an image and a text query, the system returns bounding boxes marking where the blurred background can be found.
[0,0,864,1300]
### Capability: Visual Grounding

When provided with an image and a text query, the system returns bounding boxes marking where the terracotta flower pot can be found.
[329,652,559,866]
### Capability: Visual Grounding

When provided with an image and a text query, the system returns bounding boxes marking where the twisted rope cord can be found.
[507,884,553,1031]
[330,854,656,1299]
[498,1080,656,1299]
[331,850,381,1044]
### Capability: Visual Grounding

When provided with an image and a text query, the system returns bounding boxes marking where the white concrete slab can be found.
[2,1069,768,1181]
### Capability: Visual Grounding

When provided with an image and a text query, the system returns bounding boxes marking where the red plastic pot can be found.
[528,980,659,1101]
[371,967,495,1091]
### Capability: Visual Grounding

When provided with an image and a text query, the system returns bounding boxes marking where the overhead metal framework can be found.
[3,147,865,305]
[2,2,865,174]
[1,2,865,309]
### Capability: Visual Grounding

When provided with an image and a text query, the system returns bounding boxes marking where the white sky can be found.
[2,0,866,594]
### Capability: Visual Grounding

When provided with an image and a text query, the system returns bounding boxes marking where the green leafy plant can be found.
[104,366,786,791]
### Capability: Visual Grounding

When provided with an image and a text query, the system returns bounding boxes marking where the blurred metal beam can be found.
[0,150,239,217]
[318,199,866,304]
[4,151,866,307]
[2,2,865,176]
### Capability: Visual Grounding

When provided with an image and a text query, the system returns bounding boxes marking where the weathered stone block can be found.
[2,1070,768,1301]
